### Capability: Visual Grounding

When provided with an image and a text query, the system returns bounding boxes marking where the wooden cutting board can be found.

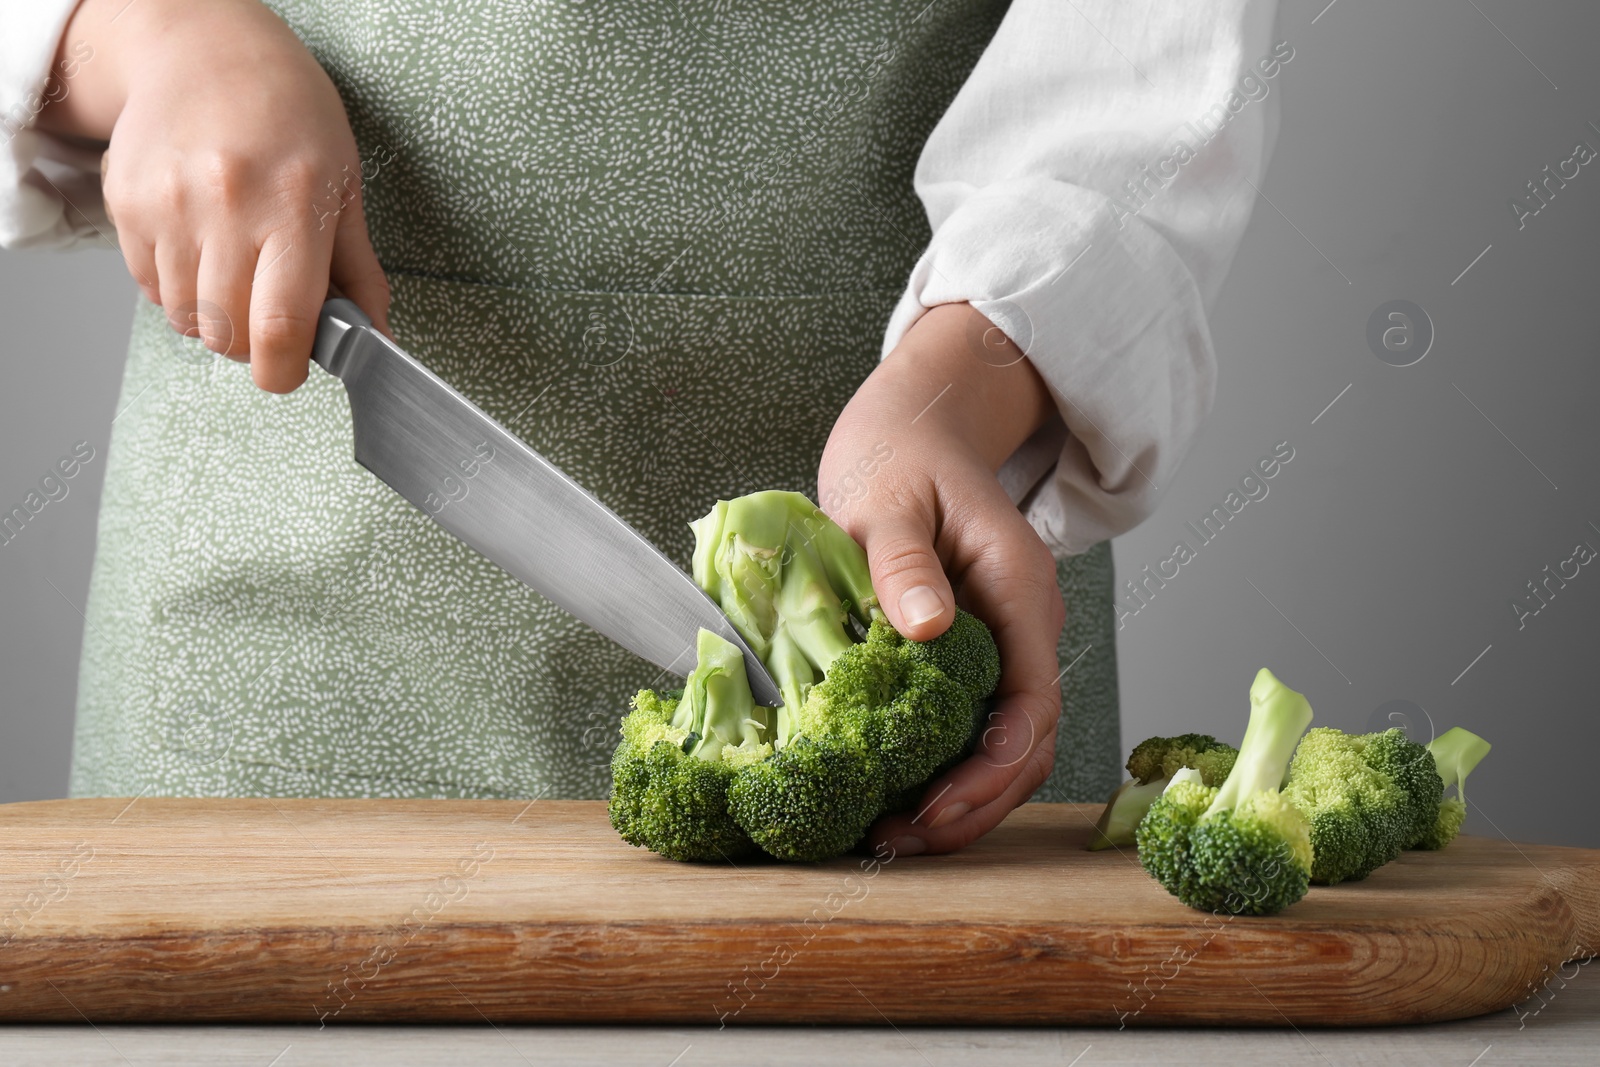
[0,798,1593,1027]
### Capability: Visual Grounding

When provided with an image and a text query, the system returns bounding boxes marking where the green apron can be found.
[70,0,1121,804]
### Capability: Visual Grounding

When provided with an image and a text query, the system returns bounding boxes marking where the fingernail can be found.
[925,801,970,830]
[899,585,945,626]
[885,835,926,858]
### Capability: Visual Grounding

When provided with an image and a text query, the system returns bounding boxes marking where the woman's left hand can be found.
[819,302,1066,856]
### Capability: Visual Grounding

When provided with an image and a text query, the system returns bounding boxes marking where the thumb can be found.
[858,510,955,642]
[330,190,392,336]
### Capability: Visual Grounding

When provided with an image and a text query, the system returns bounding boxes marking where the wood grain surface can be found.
[0,798,1593,1027]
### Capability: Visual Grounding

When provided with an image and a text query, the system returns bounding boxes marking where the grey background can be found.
[1,0,1595,848]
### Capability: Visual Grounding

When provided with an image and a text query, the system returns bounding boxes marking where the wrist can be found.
[879,303,1056,471]
[38,0,264,140]
[36,0,144,140]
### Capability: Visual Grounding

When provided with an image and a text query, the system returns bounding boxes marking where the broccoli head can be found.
[1409,726,1491,850]
[609,492,1001,863]
[1136,668,1314,915]
[1281,726,1442,885]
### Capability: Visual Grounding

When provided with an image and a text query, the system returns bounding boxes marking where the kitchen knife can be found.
[310,298,783,706]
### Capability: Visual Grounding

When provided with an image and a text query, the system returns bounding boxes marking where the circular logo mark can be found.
[172,700,234,766]
[1365,300,1433,367]
[965,299,1034,369]
[978,705,1038,770]
[1364,699,1437,768]
[169,298,234,365]
[578,305,635,368]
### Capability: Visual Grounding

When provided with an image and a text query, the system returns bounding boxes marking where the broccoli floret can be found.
[1136,668,1314,915]
[1087,735,1239,851]
[1408,726,1491,850]
[1126,734,1239,786]
[723,615,989,858]
[1281,726,1443,885]
[608,629,772,862]
[727,736,884,861]
[799,619,982,794]
[902,607,1001,703]
[1366,728,1445,844]
[610,492,1000,863]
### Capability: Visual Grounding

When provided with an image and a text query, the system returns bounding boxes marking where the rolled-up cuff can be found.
[881,177,1219,557]
[1,0,111,250]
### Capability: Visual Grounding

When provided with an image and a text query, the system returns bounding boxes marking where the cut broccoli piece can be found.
[1136,668,1314,916]
[1281,726,1442,885]
[608,629,772,862]
[1126,733,1239,786]
[1087,735,1239,851]
[725,616,989,856]
[1409,726,1492,850]
[1089,777,1171,852]
[610,492,1000,863]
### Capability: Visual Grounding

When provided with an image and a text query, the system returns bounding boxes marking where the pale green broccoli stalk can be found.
[691,491,881,721]
[1087,735,1238,851]
[1409,726,1492,850]
[1089,777,1170,851]
[1136,668,1314,915]
[671,628,773,760]
[1205,671,1312,817]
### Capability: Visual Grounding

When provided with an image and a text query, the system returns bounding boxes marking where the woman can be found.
[1,0,1277,856]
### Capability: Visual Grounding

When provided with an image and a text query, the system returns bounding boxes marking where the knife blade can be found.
[310,298,783,706]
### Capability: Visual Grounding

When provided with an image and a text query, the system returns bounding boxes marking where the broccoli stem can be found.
[670,629,771,760]
[1427,727,1491,802]
[1204,667,1314,819]
[690,491,876,728]
[1088,775,1173,851]
[778,493,882,626]
[774,536,857,670]
[766,629,817,741]
[690,500,781,660]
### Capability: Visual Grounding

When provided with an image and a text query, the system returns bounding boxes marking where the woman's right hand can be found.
[38,0,389,393]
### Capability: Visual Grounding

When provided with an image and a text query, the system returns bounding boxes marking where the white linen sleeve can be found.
[888,0,1284,556]
[0,0,113,250]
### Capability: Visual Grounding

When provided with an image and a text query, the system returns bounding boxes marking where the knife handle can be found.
[312,298,375,377]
